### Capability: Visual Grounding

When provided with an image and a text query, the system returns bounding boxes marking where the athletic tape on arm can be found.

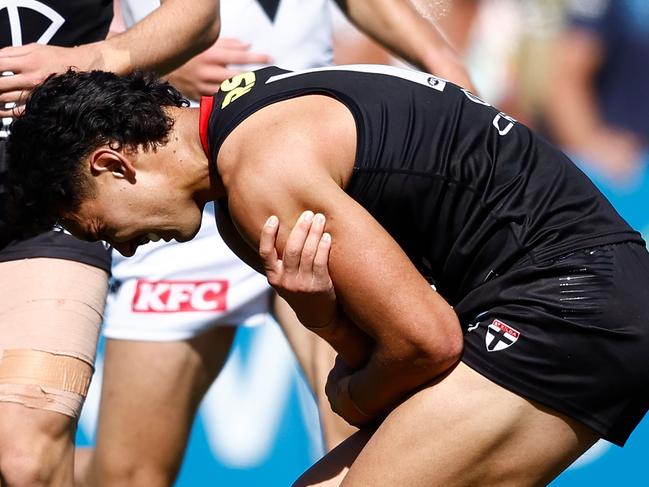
[0,258,108,417]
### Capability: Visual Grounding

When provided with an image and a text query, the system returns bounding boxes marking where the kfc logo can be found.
[132,280,228,312]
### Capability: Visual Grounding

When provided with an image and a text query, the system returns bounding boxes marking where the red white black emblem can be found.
[485,319,520,352]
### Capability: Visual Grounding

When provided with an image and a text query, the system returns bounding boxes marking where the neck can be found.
[168,107,226,206]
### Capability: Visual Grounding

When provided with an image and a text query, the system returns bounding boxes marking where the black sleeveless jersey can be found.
[0,0,112,138]
[202,65,644,304]
[0,0,112,50]
[0,0,112,248]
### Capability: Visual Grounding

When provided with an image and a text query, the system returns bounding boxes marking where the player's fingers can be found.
[259,215,281,276]
[313,232,332,281]
[201,67,241,86]
[0,103,23,118]
[299,213,325,275]
[214,37,251,50]
[283,211,313,274]
[0,43,34,58]
[229,50,272,66]
[0,45,32,67]
[0,57,22,73]
[0,73,33,94]
[194,81,223,97]
[217,47,271,66]
[0,90,24,104]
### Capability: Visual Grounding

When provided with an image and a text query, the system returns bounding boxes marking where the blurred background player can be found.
[545,0,649,180]
[77,1,474,486]
[0,1,221,485]
[333,0,567,125]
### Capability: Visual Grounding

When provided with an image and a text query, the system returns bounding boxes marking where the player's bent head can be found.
[6,69,189,239]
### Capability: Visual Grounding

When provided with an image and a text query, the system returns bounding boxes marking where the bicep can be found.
[214,199,265,274]
[228,167,457,354]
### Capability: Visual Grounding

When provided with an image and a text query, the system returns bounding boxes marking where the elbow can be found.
[427,310,463,373]
[406,309,463,381]
[193,12,221,54]
[200,22,221,53]
[204,16,221,46]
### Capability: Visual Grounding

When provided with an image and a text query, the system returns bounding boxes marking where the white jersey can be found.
[106,0,334,340]
[120,0,333,71]
[106,203,271,341]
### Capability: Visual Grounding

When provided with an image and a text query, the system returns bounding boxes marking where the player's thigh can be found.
[92,326,236,475]
[296,362,598,487]
[0,254,108,485]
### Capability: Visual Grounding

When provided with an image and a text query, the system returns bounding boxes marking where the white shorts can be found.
[104,203,272,341]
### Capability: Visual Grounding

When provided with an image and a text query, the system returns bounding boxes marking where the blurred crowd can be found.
[333,0,649,182]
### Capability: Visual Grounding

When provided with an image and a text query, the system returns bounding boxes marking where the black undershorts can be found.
[0,229,111,273]
[455,241,649,446]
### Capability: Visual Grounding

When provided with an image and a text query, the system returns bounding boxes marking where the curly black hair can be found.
[6,69,189,238]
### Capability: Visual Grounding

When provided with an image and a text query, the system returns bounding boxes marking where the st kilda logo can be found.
[485,319,520,352]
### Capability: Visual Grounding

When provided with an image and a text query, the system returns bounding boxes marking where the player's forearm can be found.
[337,0,475,91]
[347,313,462,419]
[81,0,221,76]
[547,77,602,150]
[545,31,604,150]
[307,312,373,370]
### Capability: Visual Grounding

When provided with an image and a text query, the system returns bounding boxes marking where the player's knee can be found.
[0,418,73,487]
[0,400,76,486]
[1,451,52,487]
[94,456,176,487]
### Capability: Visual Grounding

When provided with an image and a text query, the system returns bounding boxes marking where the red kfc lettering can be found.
[132,280,228,312]
[133,282,170,311]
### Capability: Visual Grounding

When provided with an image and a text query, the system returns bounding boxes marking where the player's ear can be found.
[89,146,136,183]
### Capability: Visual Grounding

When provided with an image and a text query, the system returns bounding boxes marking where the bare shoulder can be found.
[217,94,357,192]
[215,94,358,249]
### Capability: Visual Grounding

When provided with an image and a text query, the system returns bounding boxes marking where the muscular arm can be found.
[220,199,374,369]
[545,29,604,151]
[215,199,266,275]
[335,0,475,91]
[84,0,221,75]
[545,28,642,173]
[0,0,221,116]
[220,96,463,421]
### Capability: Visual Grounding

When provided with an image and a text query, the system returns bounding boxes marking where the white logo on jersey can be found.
[461,88,518,136]
[0,0,65,136]
[493,112,517,136]
[467,311,490,333]
[0,0,65,46]
[461,88,490,106]
[485,319,520,352]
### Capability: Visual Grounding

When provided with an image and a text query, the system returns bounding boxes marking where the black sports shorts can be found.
[454,241,649,446]
[0,138,111,272]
